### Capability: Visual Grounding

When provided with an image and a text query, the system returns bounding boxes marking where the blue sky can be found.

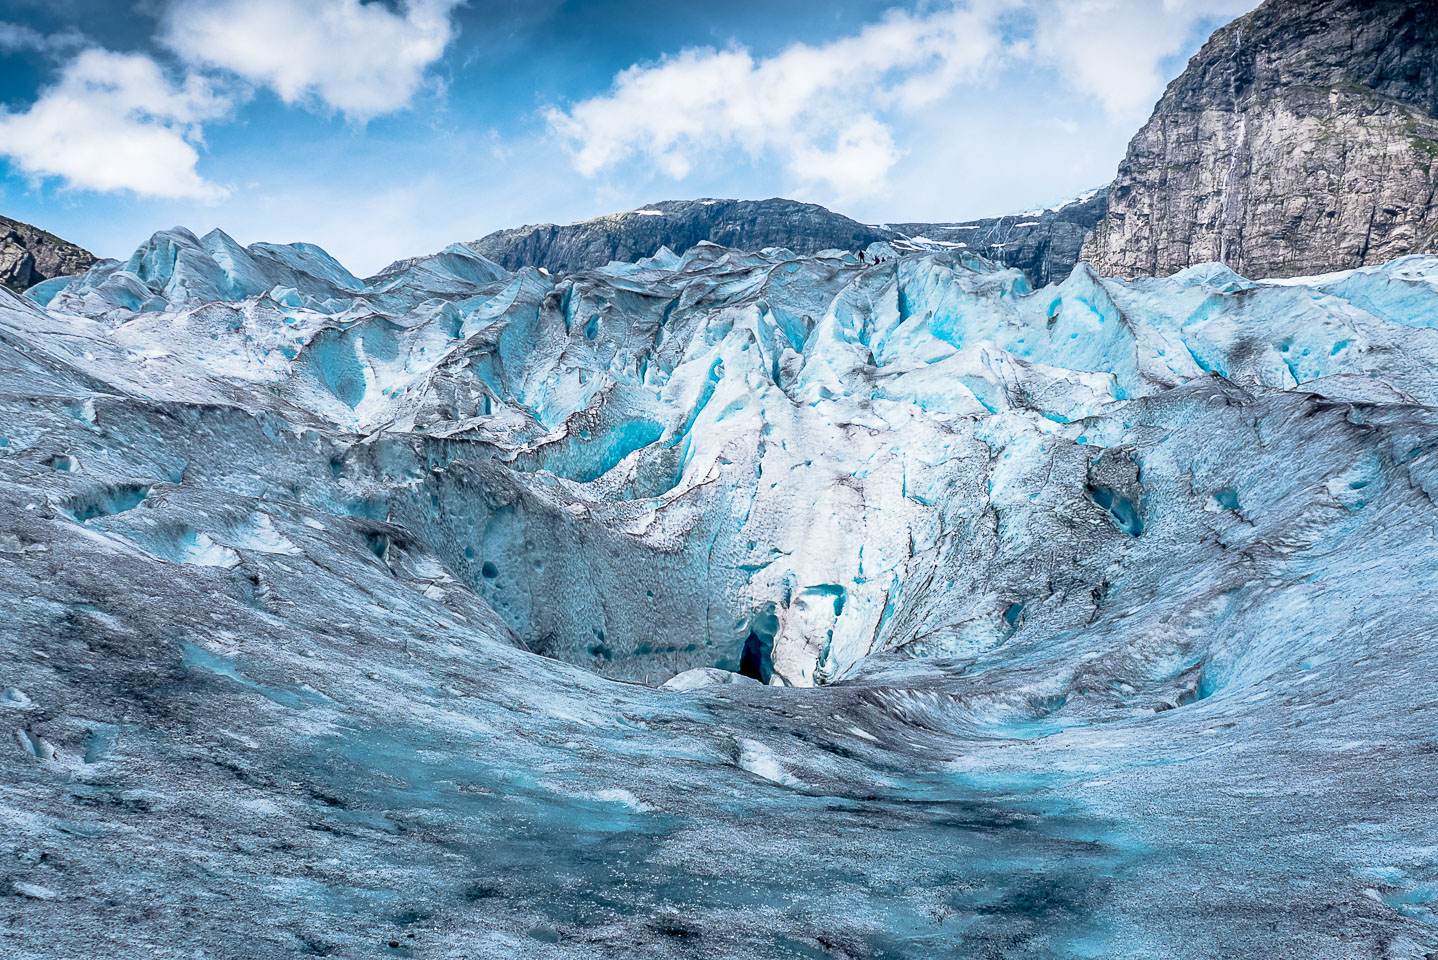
[0,0,1256,276]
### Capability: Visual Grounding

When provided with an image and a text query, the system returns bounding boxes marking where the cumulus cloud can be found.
[0,48,231,201]
[0,0,465,199]
[546,2,1009,203]
[548,0,1260,202]
[162,0,464,120]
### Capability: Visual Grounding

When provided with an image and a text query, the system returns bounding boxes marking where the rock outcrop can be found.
[468,198,892,274]
[460,194,1106,287]
[888,189,1107,287]
[0,215,96,292]
[1083,0,1438,279]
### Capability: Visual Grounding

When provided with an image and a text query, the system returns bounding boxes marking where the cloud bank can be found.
[548,0,1259,203]
[547,3,1007,204]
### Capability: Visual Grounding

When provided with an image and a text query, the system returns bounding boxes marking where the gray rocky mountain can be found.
[456,193,1106,288]
[1083,0,1438,279]
[887,188,1107,287]
[0,215,96,293]
[465,198,891,274]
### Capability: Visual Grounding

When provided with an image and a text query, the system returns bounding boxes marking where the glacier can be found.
[4,227,1438,957]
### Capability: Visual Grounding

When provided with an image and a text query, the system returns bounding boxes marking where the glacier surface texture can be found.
[4,230,1438,957]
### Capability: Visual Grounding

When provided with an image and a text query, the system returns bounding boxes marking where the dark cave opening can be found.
[738,632,769,681]
[737,604,779,683]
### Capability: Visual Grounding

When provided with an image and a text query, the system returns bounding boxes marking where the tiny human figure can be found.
[858,250,867,264]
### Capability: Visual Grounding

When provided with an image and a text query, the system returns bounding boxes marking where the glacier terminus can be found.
[4,226,1438,958]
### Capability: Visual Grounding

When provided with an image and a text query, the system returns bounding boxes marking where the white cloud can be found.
[0,0,467,201]
[1032,0,1260,121]
[548,0,1261,203]
[788,116,901,202]
[546,2,1010,204]
[162,0,464,121]
[0,21,86,55]
[0,48,231,201]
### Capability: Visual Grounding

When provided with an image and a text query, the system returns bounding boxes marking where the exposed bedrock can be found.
[1084,0,1438,278]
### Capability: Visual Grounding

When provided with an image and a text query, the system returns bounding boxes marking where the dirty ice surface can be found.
[4,228,1438,957]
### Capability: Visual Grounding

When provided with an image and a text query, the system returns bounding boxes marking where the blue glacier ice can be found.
[2,240,1438,957]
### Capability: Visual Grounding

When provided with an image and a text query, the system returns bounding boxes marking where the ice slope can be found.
[3,237,1438,957]
[25,242,1438,685]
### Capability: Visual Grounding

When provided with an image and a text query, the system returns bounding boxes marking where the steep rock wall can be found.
[1083,0,1438,279]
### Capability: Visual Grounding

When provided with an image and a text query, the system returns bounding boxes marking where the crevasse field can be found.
[5,231,1438,957]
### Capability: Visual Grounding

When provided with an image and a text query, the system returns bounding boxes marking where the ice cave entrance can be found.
[737,604,779,683]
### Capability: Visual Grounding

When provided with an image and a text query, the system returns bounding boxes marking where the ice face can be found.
[4,240,1438,957]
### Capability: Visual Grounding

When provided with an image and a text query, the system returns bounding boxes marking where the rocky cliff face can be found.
[1084,0,1438,279]
[0,215,96,292]
[461,194,1105,287]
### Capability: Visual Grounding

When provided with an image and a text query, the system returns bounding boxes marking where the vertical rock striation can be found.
[1083,0,1438,279]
